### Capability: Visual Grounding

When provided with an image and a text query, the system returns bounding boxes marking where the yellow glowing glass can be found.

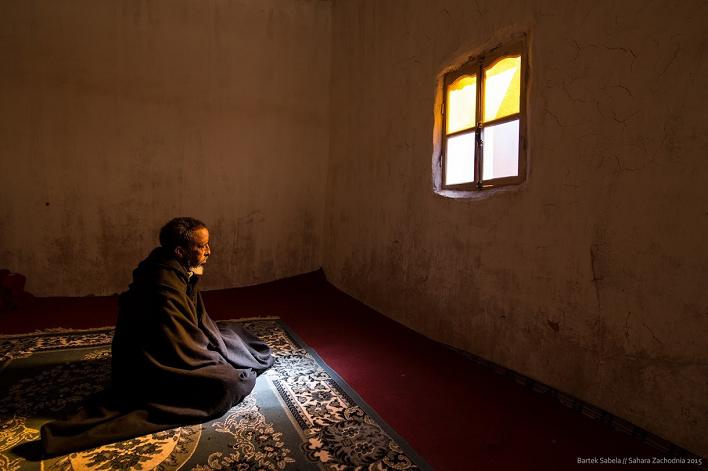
[483,56,521,122]
[446,75,477,134]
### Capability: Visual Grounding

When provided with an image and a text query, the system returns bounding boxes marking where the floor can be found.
[0,270,686,470]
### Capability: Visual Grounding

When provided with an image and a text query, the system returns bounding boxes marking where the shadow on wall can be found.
[0,269,33,311]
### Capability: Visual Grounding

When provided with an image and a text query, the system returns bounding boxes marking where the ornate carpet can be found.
[0,318,429,470]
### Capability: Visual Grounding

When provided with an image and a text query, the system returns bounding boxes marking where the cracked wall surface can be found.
[324,0,708,456]
[0,0,331,295]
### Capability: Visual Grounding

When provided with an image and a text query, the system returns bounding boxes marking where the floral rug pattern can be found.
[0,319,427,470]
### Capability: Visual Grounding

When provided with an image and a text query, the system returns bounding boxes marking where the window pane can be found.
[482,119,519,180]
[483,56,521,122]
[446,75,477,134]
[445,132,476,185]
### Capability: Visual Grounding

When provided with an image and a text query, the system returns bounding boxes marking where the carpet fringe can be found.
[0,325,114,338]
[0,316,281,338]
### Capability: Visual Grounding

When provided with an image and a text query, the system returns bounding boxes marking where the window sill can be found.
[433,182,525,200]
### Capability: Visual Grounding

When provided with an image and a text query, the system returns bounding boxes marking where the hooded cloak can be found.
[40,248,274,456]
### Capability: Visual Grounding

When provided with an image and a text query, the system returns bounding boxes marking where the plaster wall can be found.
[0,0,332,296]
[324,0,708,455]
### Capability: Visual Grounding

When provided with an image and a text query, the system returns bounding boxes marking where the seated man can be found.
[41,217,274,455]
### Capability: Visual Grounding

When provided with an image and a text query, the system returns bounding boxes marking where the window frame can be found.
[440,40,527,192]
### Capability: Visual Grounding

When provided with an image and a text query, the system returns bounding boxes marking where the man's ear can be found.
[174,246,185,259]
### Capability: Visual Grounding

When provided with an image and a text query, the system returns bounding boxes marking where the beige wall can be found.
[324,0,708,456]
[0,0,331,296]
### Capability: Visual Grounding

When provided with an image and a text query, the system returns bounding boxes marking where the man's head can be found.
[159,217,211,272]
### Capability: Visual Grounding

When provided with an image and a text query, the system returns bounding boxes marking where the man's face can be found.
[180,227,211,270]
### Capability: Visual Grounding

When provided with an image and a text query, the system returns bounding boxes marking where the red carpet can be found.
[0,271,688,470]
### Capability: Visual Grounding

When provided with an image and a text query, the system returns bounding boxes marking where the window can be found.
[439,42,526,192]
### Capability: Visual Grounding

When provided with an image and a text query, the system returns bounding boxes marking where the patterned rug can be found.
[0,318,429,470]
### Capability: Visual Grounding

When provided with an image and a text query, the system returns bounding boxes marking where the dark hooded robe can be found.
[40,247,274,456]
